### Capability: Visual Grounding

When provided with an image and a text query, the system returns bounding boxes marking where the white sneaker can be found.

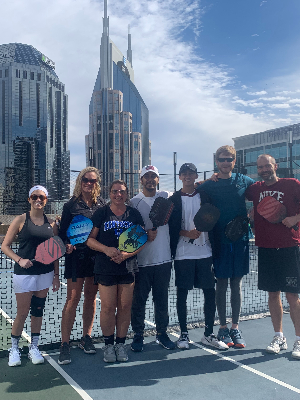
[8,347,21,367]
[201,334,229,350]
[28,346,44,364]
[177,332,190,350]
[292,340,300,359]
[266,335,287,354]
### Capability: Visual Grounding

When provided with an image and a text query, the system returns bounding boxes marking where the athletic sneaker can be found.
[229,329,246,348]
[156,333,176,350]
[58,342,71,365]
[103,344,116,363]
[131,333,144,352]
[217,327,234,347]
[79,335,96,354]
[292,340,300,359]
[115,343,128,362]
[201,333,229,350]
[266,335,288,354]
[8,347,21,367]
[177,332,190,350]
[28,346,44,364]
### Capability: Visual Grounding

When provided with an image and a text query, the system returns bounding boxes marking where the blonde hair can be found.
[73,167,101,204]
[216,145,236,160]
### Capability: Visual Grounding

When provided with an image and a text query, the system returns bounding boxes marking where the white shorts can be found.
[13,271,54,294]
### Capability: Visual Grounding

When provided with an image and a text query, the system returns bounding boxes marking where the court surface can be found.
[1,313,300,400]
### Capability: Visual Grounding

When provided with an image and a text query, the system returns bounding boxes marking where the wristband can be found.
[17,257,22,263]
[54,273,59,276]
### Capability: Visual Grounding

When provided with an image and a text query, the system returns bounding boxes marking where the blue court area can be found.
[1,314,300,400]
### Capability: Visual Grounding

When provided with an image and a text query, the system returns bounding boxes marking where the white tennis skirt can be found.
[13,271,54,293]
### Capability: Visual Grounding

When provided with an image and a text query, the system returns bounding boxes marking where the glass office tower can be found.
[86,0,150,198]
[0,43,70,214]
[233,123,300,181]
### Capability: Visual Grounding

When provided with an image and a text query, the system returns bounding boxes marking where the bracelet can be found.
[54,273,59,276]
[17,257,22,263]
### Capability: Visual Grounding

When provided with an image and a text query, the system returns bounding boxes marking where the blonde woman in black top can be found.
[58,167,105,365]
[1,185,59,367]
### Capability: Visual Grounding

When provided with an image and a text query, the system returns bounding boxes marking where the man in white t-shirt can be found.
[130,165,175,351]
[169,163,228,351]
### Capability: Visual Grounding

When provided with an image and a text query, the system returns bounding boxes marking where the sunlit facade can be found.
[0,43,70,214]
[86,0,150,198]
[233,123,300,181]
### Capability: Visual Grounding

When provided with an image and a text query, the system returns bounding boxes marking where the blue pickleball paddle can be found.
[66,215,93,245]
[118,225,148,253]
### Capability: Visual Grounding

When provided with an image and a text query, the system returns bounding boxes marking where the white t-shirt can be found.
[175,192,212,261]
[130,191,172,267]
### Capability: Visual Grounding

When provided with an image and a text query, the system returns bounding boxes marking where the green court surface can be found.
[0,356,83,400]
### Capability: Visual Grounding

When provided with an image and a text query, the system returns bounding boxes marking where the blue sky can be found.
[1,0,300,175]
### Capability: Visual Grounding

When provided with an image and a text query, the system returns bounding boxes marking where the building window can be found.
[0,71,2,78]
[2,81,5,144]
[19,81,23,126]
[16,69,19,78]
[109,133,113,149]
[97,115,101,132]
[114,154,119,170]
[30,72,34,80]
[23,71,27,79]
[37,73,41,81]
[97,134,101,150]
[109,114,113,130]
[5,69,8,77]
[124,133,129,149]
[97,153,101,169]
[36,83,40,128]
[115,132,119,150]
[134,153,139,170]
[109,153,114,169]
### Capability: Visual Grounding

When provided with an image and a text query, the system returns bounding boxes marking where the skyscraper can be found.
[86,0,150,198]
[0,43,70,214]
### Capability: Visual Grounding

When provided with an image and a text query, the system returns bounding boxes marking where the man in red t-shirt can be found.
[246,154,300,359]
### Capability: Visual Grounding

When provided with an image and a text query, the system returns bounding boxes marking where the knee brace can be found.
[30,295,46,317]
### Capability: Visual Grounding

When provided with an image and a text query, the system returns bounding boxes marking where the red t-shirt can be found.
[246,178,300,248]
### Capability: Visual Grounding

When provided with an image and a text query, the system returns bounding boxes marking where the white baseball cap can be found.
[140,165,159,178]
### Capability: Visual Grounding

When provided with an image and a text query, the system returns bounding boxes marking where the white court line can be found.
[169,331,300,395]
[1,307,93,400]
[43,353,93,400]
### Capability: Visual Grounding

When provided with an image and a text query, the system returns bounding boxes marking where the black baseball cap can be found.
[179,163,197,174]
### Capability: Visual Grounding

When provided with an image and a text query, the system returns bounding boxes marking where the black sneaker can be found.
[79,335,96,354]
[58,342,71,365]
[131,333,144,352]
[156,333,176,350]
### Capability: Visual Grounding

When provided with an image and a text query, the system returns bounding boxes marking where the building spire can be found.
[100,0,112,89]
[127,24,133,67]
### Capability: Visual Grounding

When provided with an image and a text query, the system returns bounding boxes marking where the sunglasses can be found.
[30,194,47,201]
[111,189,127,195]
[82,177,97,184]
[217,157,235,163]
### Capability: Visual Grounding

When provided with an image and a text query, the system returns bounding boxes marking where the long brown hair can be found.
[73,167,101,204]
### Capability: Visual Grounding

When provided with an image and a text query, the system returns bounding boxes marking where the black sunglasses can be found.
[82,177,97,184]
[217,157,235,163]
[30,194,47,201]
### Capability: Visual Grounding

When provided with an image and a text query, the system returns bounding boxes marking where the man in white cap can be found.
[130,165,175,351]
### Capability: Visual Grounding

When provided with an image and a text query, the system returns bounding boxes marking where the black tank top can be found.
[14,212,54,275]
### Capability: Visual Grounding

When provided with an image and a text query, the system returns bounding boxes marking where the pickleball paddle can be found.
[66,215,93,245]
[118,225,148,253]
[32,236,66,264]
[190,203,220,243]
[257,196,298,231]
[225,216,249,242]
[149,197,174,230]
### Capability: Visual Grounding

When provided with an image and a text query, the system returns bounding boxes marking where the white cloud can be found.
[251,34,259,37]
[247,90,268,95]
[0,0,275,174]
[267,103,290,109]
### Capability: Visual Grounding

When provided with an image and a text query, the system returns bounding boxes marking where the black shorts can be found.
[258,247,300,293]
[64,249,95,280]
[94,273,135,286]
[174,257,215,290]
